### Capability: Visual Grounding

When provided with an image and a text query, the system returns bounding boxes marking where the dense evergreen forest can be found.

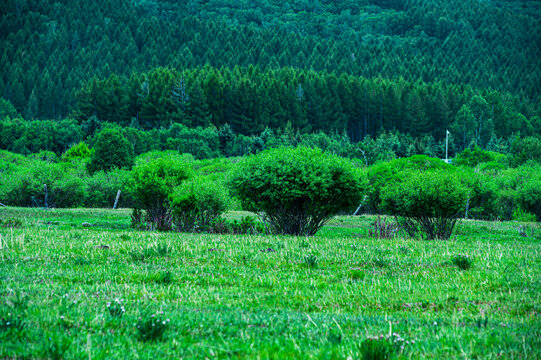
[0,0,540,153]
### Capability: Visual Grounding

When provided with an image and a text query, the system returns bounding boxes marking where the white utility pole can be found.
[445,130,449,163]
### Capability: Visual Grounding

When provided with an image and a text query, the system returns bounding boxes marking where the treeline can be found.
[1,0,539,119]
[72,66,540,143]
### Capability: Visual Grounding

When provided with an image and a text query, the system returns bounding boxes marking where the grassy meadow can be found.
[1,207,540,359]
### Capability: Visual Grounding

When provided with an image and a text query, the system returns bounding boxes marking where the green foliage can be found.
[169,178,228,232]
[130,157,192,231]
[517,178,541,221]
[381,170,470,239]
[61,142,92,162]
[364,155,452,214]
[0,98,21,119]
[87,128,134,174]
[229,147,362,236]
[85,169,134,208]
[510,136,541,166]
[454,147,507,168]
[206,216,267,235]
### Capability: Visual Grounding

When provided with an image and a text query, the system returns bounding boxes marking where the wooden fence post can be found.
[44,184,48,209]
[113,190,121,209]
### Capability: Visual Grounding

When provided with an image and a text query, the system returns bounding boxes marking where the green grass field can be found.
[1,207,540,359]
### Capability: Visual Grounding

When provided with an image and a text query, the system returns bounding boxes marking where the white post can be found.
[113,190,121,209]
[445,130,449,163]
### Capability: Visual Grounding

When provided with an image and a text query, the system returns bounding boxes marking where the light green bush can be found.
[229,147,362,236]
[169,178,228,232]
[381,170,470,239]
[130,157,192,231]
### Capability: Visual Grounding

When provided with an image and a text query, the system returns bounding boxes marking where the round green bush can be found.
[87,128,134,174]
[229,147,362,236]
[381,170,470,239]
[169,178,229,232]
[130,157,192,231]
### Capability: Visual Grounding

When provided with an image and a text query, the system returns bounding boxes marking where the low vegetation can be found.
[0,208,539,358]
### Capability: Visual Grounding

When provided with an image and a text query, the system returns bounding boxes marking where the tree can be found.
[229,147,362,236]
[87,128,134,174]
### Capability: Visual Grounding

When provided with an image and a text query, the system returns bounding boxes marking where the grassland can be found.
[1,207,540,359]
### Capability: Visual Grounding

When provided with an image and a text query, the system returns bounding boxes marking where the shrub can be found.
[85,169,134,208]
[454,147,506,168]
[169,178,228,232]
[130,158,192,230]
[517,178,541,221]
[381,170,470,240]
[458,170,499,220]
[51,175,86,208]
[87,128,134,174]
[229,147,362,236]
[364,155,451,214]
[61,141,92,162]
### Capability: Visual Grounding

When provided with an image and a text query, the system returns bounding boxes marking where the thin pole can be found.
[113,190,121,209]
[44,184,48,209]
[445,130,449,163]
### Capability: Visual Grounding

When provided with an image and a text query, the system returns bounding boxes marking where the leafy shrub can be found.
[229,147,362,236]
[135,311,170,342]
[169,178,228,232]
[517,178,541,221]
[458,170,499,220]
[87,128,134,174]
[130,157,192,231]
[381,170,469,240]
[85,169,133,208]
[364,155,451,214]
[61,141,92,162]
[51,175,86,208]
[454,147,506,168]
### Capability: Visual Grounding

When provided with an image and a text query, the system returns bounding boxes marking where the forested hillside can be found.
[0,0,540,145]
